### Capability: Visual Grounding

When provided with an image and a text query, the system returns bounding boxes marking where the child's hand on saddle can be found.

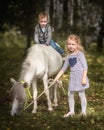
[45,43,49,46]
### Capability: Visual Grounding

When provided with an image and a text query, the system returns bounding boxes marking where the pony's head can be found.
[10,78,28,116]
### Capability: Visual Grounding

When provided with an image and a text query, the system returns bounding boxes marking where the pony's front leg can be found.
[32,79,38,113]
[43,74,53,111]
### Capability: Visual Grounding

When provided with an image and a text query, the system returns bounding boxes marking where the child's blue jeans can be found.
[50,40,64,55]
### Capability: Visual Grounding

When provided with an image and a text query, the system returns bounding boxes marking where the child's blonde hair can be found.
[38,11,49,22]
[65,34,84,54]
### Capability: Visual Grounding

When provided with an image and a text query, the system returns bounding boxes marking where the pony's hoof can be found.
[80,112,86,116]
[54,103,58,107]
[32,110,37,114]
[11,112,15,116]
[48,107,53,111]
[63,112,75,118]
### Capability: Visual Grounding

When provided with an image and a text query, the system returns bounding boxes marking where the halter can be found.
[20,80,32,110]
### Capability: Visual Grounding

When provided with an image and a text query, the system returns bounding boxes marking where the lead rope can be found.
[23,79,66,110]
[23,80,55,110]
[23,87,33,109]
[48,79,66,95]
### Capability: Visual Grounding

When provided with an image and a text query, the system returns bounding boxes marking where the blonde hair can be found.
[65,34,84,54]
[38,11,49,22]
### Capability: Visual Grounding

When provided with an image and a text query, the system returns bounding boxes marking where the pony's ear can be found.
[10,78,16,84]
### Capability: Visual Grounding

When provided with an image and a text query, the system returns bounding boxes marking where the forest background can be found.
[0,0,104,130]
[0,0,104,50]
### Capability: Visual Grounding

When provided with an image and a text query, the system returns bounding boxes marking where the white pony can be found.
[10,44,63,116]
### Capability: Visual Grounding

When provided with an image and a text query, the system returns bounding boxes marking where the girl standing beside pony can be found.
[54,34,89,117]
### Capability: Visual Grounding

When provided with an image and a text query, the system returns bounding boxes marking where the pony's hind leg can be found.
[49,79,58,107]
[53,85,58,106]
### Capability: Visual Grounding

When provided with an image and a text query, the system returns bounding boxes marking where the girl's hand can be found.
[81,77,87,85]
[82,70,87,85]
[53,70,64,84]
[53,78,59,84]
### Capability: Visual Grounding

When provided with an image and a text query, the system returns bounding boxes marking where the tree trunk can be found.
[26,30,31,50]
[76,0,82,27]
[97,22,104,52]
[68,0,74,27]
[56,0,63,29]
[45,0,51,17]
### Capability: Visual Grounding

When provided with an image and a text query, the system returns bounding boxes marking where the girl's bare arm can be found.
[54,70,64,83]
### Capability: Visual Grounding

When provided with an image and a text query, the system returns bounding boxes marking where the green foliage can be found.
[0,32,104,130]
[0,28,26,48]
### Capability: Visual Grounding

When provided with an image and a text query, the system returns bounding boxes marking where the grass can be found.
[0,31,104,130]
